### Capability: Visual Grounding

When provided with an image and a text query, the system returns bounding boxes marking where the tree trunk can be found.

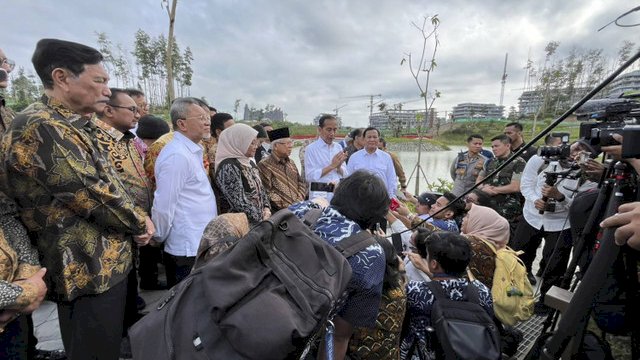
[166,0,178,105]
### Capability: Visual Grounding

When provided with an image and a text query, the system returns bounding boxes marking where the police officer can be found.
[450,134,489,196]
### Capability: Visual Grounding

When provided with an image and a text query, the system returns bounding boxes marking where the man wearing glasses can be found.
[1,39,154,360]
[152,97,217,286]
[94,88,154,337]
[0,48,16,134]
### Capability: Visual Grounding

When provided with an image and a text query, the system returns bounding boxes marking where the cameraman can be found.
[511,134,596,308]
[600,134,640,251]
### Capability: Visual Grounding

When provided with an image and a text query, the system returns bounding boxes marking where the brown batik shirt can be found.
[257,153,307,211]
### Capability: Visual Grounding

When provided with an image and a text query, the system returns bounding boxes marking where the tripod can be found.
[541,161,639,359]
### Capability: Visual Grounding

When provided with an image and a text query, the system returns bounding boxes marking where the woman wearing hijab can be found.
[194,213,250,268]
[214,124,271,224]
[461,203,510,287]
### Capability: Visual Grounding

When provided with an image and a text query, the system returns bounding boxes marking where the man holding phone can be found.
[305,114,348,200]
[0,48,16,135]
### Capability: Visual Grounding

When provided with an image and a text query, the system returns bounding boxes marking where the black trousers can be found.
[138,244,163,287]
[0,314,35,360]
[511,218,573,296]
[57,276,128,360]
[163,252,195,287]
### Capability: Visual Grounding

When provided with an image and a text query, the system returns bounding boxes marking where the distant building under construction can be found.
[452,103,504,120]
[369,109,436,130]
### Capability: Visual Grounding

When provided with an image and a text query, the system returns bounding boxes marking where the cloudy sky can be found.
[3,1,639,126]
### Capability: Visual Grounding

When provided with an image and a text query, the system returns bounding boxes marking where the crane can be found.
[499,53,508,108]
[333,104,348,116]
[341,94,382,116]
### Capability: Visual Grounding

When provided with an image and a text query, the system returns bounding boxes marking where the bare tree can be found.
[401,15,440,194]
[163,0,178,103]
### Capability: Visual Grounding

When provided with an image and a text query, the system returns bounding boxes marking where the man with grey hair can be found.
[152,97,217,286]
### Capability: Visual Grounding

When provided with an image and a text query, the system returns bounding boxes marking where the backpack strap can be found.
[303,208,323,228]
[334,230,376,258]
[464,281,481,304]
[426,281,449,301]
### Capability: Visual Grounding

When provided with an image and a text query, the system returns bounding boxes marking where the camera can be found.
[576,96,640,154]
[538,132,571,160]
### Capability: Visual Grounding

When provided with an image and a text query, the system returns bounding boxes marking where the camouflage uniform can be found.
[480,154,526,222]
[450,151,488,196]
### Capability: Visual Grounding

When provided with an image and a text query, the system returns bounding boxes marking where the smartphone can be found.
[389,198,400,211]
[310,182,335,192]
[392,233,404,257]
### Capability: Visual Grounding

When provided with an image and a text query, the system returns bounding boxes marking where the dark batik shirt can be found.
[0,95,147,301]
[95,118,153,212]
[257,153,307,211]
[289,201,385,327]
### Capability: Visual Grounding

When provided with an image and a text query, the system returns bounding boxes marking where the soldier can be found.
[450,134,489,196]
[476,134,526,238]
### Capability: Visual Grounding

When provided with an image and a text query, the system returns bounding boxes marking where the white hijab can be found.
[214,123,258,171]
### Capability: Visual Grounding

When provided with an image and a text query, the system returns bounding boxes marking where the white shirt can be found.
[520,155,595,232]
[347,148,397,198]
[304,138,348,200]
[389,219,431,282]
[152,132,217,256]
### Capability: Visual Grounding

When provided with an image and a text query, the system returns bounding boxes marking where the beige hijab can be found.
[195,213,250,267]
[461,204,510,249]
[214,123,258,171]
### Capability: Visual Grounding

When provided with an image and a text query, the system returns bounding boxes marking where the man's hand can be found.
[600,202,640,251]
[482,186,498,196]
[262,207,271,220]
[534,199,546,211]
[386,210,398,224]
[14,268,47,314]
[541,184,563,200]
[601,134,623,160]
[134,216,155,246]
[330,151,347,169]
[404,252,431,276]
[396,202,410,216]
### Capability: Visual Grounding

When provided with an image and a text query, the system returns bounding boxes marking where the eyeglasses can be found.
[108,104,139,114]
[183,114,209,122]
[0,58,15,71]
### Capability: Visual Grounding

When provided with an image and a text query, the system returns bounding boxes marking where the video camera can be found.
[576,94,640,157]
[538,132,571,161]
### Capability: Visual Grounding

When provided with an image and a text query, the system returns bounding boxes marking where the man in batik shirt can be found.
[0,39,154,360]
[258,127,307,211]
[94,88,156,329]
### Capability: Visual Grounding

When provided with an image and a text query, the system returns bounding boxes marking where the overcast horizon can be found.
[3,1,640,127]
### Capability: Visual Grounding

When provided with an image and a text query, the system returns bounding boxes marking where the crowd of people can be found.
[1,38,640,360]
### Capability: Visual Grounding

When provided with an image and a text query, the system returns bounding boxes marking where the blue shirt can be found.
[289,201,385,327]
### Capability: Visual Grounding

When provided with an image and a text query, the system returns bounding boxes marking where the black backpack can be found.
[427,281,501,360]
[129,208,374,360]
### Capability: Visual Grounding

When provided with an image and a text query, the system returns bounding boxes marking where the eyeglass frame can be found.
[107,103,139,114]
[0,58,15,71]
[182,114,209,122]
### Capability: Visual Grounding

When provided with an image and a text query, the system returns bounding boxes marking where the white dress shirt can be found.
[152,132,217,256]
[520,155,596,232]
[304,138,348,200]
[346,148,397,198]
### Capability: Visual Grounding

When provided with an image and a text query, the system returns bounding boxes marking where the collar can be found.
[42,94,94,129]
[94,118,126,141]
[271,152,289,164]
[174,131,204,154]
[363,148,380,156]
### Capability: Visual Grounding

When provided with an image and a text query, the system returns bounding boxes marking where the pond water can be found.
[290,145,467,194]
